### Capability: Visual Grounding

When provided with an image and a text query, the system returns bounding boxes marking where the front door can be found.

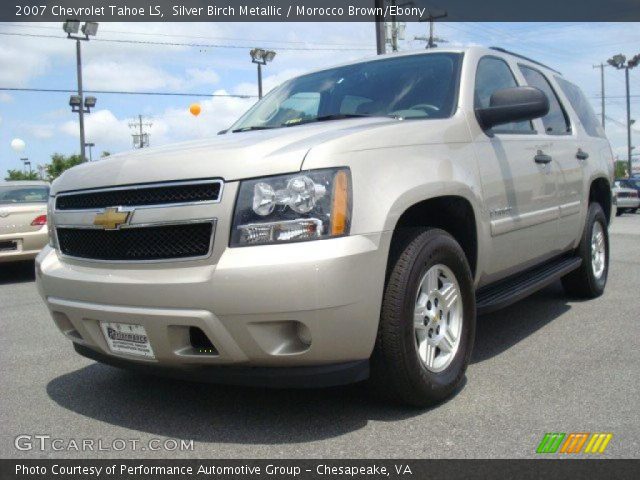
[472,55,559,280]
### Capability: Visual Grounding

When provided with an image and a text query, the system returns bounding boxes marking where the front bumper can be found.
[0,227,48,263]
[36,232,390,384]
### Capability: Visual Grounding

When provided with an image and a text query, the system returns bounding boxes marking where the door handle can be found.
[576,148,589,161]
[534,150,552,164]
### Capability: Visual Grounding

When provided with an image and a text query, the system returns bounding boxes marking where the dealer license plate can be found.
[100,322,155,359]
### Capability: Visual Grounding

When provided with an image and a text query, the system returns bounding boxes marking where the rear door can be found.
[553,75,614,220]
[472,55,560,280]
[517,65,583,251]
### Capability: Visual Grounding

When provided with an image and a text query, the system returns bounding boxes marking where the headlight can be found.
[231,168,351,247]
[47,196,58,249]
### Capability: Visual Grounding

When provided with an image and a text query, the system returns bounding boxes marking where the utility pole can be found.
[388,0,398,52]
[129,115,152,149]
[593,63,606,129]
[415,10,448,49]
[375,0,385,54]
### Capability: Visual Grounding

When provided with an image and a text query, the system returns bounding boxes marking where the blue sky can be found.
[0,21,639,176]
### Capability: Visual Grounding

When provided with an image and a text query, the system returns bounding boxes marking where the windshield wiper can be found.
[282,113,402,127]
[283,113,374,127]
[231,125,275,133]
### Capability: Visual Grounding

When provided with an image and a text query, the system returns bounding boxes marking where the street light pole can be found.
[608,53,639,177]
[20,158,32,176]
[250,48,276,100]
[76,38,86,163]
[84,142,94,162]
[593,63,606,129]
[257,62,263,99]
[64,20,99,162]
[626,66,632,176]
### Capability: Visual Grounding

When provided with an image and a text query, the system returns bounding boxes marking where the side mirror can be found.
[475,86,549,130]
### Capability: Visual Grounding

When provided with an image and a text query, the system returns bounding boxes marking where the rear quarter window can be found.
[555,76,606,138]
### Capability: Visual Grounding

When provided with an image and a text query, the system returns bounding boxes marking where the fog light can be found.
[296,323,312,346]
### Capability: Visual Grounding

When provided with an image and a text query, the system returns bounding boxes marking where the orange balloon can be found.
[189,103,201,116]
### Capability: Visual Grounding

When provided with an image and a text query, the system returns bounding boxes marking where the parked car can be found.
[0,181,49,263]
[36,47,614,406]
[613,181,639,215]
[616,177,640,195]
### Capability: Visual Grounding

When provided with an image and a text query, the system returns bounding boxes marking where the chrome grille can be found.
[55,180,222,211]
[57,222,214,261]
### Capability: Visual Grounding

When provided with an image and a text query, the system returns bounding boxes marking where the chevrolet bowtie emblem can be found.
[93,207,130,230]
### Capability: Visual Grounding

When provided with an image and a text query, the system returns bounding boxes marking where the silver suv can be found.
[36,47,613,406]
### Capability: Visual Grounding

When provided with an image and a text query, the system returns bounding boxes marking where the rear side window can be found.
[474,56,534,133]
[555,76,606,138]
[518,65,571,135]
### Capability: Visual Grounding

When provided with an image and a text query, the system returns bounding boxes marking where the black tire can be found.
[631,208,638,214]
[615,208,623,217]
[561,203,609,298]
[370,228,476,407]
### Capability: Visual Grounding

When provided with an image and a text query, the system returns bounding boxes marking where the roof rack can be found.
[489,47,562,75]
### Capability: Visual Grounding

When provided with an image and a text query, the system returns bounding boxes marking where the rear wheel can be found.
[561,203,609,298]
[370,228,475,407]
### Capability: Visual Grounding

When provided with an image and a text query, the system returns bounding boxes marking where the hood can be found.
[51,117,398,194]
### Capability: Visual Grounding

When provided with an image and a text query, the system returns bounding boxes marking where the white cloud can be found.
[58,90,254,152]
[27,124,55,139]
[84,61,183,91]
[0,47,50,84]
[233,68,308,97]
[83,63,223,92]
[185,67,220,86]
[60,109,132,150]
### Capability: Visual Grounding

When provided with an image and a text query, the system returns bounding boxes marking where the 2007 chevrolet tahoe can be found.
[36,46,613,406]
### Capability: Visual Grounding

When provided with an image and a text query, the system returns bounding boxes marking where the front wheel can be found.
[370,228,475,407]
[561,203,609,298]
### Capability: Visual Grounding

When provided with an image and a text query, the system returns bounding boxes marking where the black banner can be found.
[1,459,640,480]
[3,0,640,22]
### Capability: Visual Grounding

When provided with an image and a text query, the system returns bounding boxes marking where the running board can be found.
[476,256,582,315]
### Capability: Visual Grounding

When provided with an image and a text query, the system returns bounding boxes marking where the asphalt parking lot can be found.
[1,214,639,459]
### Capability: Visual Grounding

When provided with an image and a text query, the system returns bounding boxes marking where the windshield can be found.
[230,52,462,132]
[0,185,49,205]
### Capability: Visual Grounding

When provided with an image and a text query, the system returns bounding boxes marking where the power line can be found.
[0,31,374,52]
[0,87,256,98]
[0,22,373,48]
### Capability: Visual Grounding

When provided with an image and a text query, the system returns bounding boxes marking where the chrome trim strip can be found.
[490,206,558,236]
[54,179,224,213]
[56,219,217,264]
[559,200,581,218]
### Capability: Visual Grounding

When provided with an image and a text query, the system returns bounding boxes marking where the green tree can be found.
[4,169,39,181]
[45,153,83,180]
[615,160,628,179]
[101,151,111,158]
